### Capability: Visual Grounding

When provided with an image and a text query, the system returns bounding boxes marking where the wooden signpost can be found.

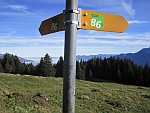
[39,1,129,113]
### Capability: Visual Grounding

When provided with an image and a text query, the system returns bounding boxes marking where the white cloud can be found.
[2,4,32,14]
[0,46,64,57]
[77,31,150,46]
[6,5,28,10]
[38,0,65,4]
[128,20,149,24]
[1,32,150,46]
[0,36,64,45]
[78,33,132,39]
[77,38,150,46]
[79,0,120,7]
[1,32,150,57]
[121,0,135,19]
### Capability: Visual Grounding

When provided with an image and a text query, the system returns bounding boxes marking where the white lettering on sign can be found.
[91,19,102,28]
[51,23,58,30]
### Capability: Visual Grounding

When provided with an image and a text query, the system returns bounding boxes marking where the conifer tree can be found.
[123,59,134,84]
[37,53,55,77]
[20,63,26,75]
[55,56,63,77]
[117,69,121,82]
[136,66,143,85]
[27,63,35,75]
[76,61,85,80]
[79,59,86,80]
[88,69,93,80]
[143,63,150,86]
[3,53,13,73]
[0,60,3,72]
[95,57,102,78]
[37,57,45,76]
[13,56,22,74]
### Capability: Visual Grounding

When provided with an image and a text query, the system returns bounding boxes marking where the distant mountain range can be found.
[114,47,150,66]
[1,47,150,66]
[76,47,150,66]
[76,54,114,61]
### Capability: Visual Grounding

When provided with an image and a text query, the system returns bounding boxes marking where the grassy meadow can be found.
[0,73,150,113]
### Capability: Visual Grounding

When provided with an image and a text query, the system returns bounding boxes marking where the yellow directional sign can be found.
[81,10,129,33]
[39,13,64,35]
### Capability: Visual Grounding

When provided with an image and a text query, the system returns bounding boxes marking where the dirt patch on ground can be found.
[77,95,90,100]
[141,94,150,99]
[5,91,51,106]
[105,99,124,108]
[91,88,101,92]
[6,92,27,99]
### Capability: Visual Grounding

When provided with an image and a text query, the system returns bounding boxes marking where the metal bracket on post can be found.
[63,9,79,14]
[64,20,78,25]
[63,8,82,29]
[77,8,82,29]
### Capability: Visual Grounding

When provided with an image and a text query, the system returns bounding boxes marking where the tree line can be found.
[0,53,55,76]
[0,53,150,87]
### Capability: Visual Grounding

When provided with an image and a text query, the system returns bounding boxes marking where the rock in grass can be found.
[77,95,90,100]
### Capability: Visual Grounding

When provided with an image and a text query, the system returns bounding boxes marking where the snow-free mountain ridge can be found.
[1,47,150,66]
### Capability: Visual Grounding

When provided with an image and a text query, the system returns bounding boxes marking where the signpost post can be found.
[39,1,129,113]
[63,0,78,113]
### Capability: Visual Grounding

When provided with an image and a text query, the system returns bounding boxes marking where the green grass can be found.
[0,73,150,113]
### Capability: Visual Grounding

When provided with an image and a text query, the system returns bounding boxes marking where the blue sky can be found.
[0,0,150,59]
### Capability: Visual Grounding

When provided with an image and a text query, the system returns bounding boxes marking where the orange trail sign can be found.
[81,10,129,33]
[39,13,64,35]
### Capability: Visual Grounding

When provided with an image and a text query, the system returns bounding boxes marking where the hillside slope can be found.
[0,73,150,113]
